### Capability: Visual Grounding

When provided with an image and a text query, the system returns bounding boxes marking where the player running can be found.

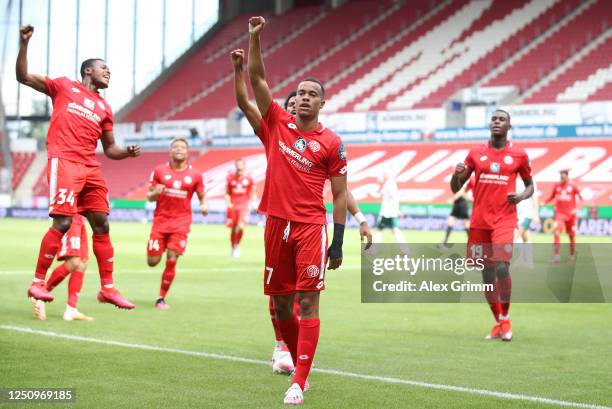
[545,169,581,263]
[514,178,540,268]
[146,137,208,310]
[225,159,257,258]
[440,177,473,247]
[248,16,348,404]
[451,109,533,342]
[231,48,371,377]
[31,215,93,321]
[17,24,139,309]
[373,169,408,248]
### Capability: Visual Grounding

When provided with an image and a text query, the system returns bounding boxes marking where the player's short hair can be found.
[170,136,189,148]
[284,91,297,111]
[80,58,104,78]
[299,78,325,99]
[492,109,511,123]
[560,169,569,176]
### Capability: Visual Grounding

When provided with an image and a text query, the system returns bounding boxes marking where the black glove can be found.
[327,223,345,261]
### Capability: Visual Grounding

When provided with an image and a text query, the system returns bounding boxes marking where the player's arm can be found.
[147,185,164,201]
[16,25,48,94]
[100,130,140,160]
[348,189,372,250]
[532,190,541,223]
[249,184,258,209]
[328,176,347,270]
[231,49,262,133]
[247,16,273,117]
[508,177,534,204]
[197,191,208,216]
[450,163,472,193]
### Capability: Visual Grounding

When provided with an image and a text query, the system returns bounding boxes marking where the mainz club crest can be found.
[308,141,320,152]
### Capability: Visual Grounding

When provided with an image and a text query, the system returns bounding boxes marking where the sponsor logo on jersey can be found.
[308,141,320,153]
[338,143,346,160]
[490,162,500,173]
[288,123,297,130]
[83,98,95,110]
[480,155,488,161]
[306,265,319,278]
[293,138,307,152]
[504,155,513,165]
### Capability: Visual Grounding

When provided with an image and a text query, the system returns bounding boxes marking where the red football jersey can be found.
[547,182,581,217]
[149,163,204,233]
[464,141,532,229]
[256,102,347,224]
[227,173,254,209]
[44,77,114,166]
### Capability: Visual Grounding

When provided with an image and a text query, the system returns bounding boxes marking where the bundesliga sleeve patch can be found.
[338,143,346,161]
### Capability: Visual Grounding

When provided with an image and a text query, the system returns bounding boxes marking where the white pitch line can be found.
[1,325,609,409]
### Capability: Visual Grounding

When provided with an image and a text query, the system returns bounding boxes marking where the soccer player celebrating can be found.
[231,48,371,378]
[17,24,139,309]
[146,137,208,309]
[546,169,581,263]
[225,159,257,258]
[451,110,533,342]
[248,16,348,404]
[31,215,93,321]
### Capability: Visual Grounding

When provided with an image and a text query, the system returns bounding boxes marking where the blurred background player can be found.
[225,159,257,258]
[440,176,474,248]
[231,48,371,376]
[146,137,208,310]
[17,24,140,309]
[451,109,533,342]
[31,215,93,321]
[374,169,408,251]
[546,169,582,263]
[248,15,348,404]
[514,177,540,268]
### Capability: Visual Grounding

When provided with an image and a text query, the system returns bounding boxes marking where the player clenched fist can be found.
[249,16,266,35]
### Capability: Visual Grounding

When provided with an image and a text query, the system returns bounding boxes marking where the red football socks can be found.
[67,271,84,308]
[499,275,512,317]
[46,264,69,291]
[569,234,576,255]
[484,278,500,322]
[34,227,63,280]
[293,318,320,391]
[277,314,299,365]
[236,229,244,245]
[93,234,114,287]
[269,298,283,342]
[159,258,177,298]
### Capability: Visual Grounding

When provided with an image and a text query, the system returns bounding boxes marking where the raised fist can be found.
[20,25,34,43]
[249,16,266,35]
[230,49,244,68]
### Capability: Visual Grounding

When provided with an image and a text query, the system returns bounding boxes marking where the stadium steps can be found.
[13,152,45,202]
[324,0,460,112]
[163,6,330,120]
[557,62,612,102]
[268,0,404,95]
[386,0,557,110]
[484,0,607,93]
[587,79,612,101]
[520,27,612,103]
[473,0,592,90]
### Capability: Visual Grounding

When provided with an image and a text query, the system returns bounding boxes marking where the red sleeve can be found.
[546,186,557,203]
[44,76,62,98]
[463,149,476,179]
[258,101,290,146]
[518,151,532,182]
[148,168,160,188]
[226,175,232,195]
[195,173,204,194]
[101,105,114,132]
[327,136,348,178]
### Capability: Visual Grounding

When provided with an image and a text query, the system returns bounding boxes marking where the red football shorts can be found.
[554,214,577,234]
[47,158,109,216]
[467,226,514,263]
[226,207,250,228]
[147,229,189,256]
[263,216,328,295]
[58,216,89,261]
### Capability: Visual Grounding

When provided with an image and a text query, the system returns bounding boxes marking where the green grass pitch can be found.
[0,218,611,408]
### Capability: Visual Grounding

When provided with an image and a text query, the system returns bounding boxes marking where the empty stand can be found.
[11,152,35,191]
